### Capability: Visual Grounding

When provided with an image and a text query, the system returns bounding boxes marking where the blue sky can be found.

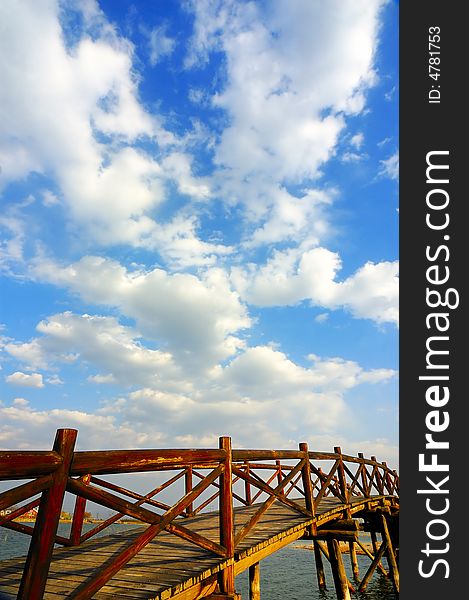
[0,0,398,465]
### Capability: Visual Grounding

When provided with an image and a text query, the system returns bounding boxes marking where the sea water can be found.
[0,527,395,599]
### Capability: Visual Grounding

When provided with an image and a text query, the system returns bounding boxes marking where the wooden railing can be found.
[0,429,399,600]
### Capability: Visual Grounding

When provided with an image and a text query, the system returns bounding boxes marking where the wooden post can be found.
[244,461,252,505]
[185,466,193,516]
[70,473,91,545]
[313,540,327,589]
[358,452,369,497]
[299,442,315,528]
[334,447,348,502]
[249,562,260,600]
[380,512,399,593]
[346,509,359,581]
[371,456,384,494]
[219,436,235,595]
[18,428,77,600]
[276,459,284,496]
[327,538,352,600]
[348,541,360,581]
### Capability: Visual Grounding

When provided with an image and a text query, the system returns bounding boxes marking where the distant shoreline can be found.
[294,542,374,555]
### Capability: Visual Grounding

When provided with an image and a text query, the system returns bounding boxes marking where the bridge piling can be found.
[326,538,352,600]
[248,562,261,600]
[380,512,400,594]
[312,540,327,589]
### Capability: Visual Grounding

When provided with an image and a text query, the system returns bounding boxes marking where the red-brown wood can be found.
[299,443,315,534]
[232,465,311,518]
[219,436,235,595]
[0,451,62,479]
[0,474,53,512]
[17,428,77,600]
[232,449,304,461]
[234,458,307,547]
[0,428,399,599]
[70,473,91,545]
[71,448,225,475]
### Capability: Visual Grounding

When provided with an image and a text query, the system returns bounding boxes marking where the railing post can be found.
[371,456,384,494]
[276,459,284,496]
[219,436,235,595]
[334,446,348,502]
[18,428,77,600]
[185,466,193,516]
[299,443,315,535]
[358,452,370,497]
[70,473,91,545]
[244,461,252,505]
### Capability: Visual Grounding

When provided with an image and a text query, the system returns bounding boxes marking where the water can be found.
[1,527,396,599]
[235,542,396,599]
[0,522,140,560]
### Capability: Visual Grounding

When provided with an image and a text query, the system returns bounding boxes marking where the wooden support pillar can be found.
[348,541,360,581]
[249,562,261,600]
[344,509,359,581]
[380,512,399,594]
[219,436,235,596]
[18,428,77,600]
[313,540,327,590]
[358,542,387,592]
[326,538,352,600]
[70,473,91,545]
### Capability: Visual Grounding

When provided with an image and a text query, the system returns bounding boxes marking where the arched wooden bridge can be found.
[0,429,399,600]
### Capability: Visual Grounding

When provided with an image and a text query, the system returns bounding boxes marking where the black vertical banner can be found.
[400,2,464,598]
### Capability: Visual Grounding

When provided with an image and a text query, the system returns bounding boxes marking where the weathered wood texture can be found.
[0,496,397,599]
[0,430,399,600]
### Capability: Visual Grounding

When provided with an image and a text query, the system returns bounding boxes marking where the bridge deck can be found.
[0,496,388,600]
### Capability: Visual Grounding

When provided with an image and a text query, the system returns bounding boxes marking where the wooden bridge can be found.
[0,429,399,600]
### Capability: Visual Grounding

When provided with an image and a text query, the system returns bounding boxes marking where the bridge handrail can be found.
[0,429,398,600]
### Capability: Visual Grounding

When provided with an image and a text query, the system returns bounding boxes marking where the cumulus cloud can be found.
[5,371,44,388]
[232,247,399,325]
[0,0,216,259]
[30,255,252,370]
[0,342,396,455]
[184,0,386,246]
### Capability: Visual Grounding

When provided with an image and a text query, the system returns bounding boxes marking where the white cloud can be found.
[379,151,399,180]
[0,0,214,255]
[182,0,386,248]
[146,24,176,65]
[350,132,365,149]
[30,255,251,370]
[232,247,398,325]
[1,342,396,456]
[5,371,44,388]
[341,151,367,163]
